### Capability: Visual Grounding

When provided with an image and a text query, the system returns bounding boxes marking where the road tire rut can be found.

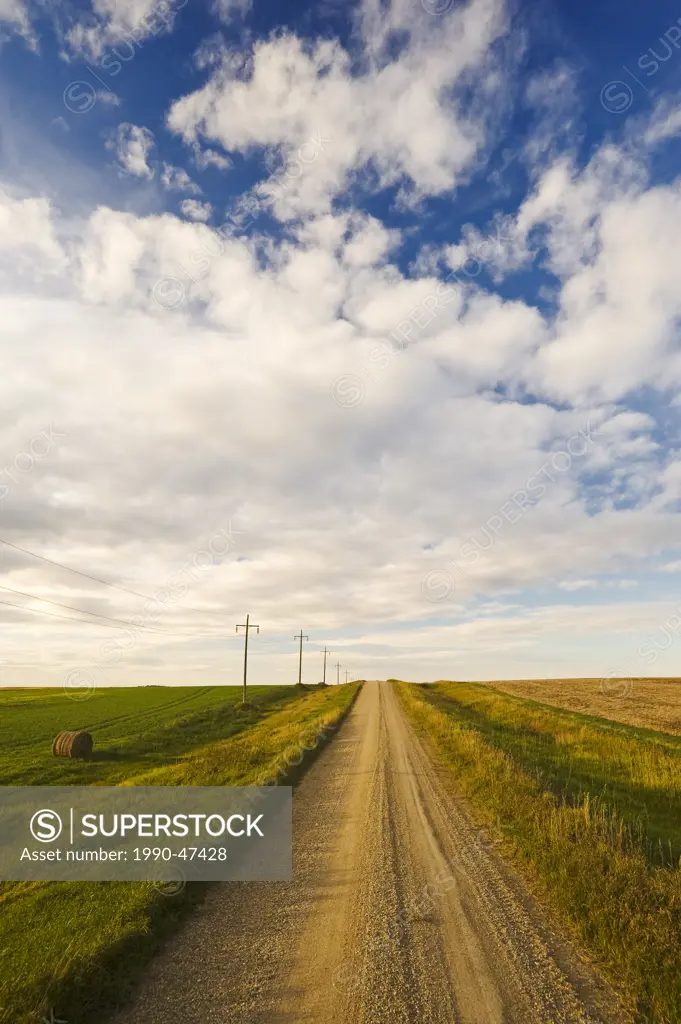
[110,682,629,1024]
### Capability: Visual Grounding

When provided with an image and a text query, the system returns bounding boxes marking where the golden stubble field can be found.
[476,677,681,735]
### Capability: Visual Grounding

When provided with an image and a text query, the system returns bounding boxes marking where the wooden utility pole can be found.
[294,630,309,686]
[336,660,341,686]
[321,647,330,685]
[236,614,259,702]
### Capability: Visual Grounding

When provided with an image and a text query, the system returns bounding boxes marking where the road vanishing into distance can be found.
[113,682,627,1024]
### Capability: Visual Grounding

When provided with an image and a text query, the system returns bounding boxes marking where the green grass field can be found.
[396,681,681,1023]
[0,682,361,1024]
[0,684,301,785]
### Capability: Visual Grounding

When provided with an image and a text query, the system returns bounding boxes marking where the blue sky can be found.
[3,0,681,687]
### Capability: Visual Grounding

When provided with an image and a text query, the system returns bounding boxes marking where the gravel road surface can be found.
[111,681,628,1024]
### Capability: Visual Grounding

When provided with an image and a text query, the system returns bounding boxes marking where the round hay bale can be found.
[52,730,93,759]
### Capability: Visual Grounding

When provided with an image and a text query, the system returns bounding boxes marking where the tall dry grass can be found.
[396,681,681,1023]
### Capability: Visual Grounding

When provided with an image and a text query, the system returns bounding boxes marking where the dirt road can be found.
[112,681,627,1024]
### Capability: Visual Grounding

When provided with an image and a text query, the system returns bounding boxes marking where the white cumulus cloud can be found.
[107,123,156,179]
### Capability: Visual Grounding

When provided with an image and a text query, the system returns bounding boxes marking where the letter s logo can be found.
[30,809,63,843]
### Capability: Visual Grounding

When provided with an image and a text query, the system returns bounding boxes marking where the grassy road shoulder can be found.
[395,681,681,1024]
[0,683,361,1024]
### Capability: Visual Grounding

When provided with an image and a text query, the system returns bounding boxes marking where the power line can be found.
[0,598,135,631]
[0,598,208,638]
[0,536,227,621]
[0,583,216,638]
